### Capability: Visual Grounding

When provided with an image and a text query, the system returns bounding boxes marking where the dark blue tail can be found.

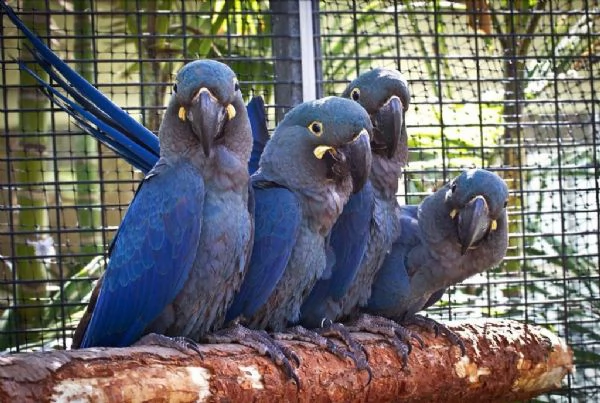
[2,2,159,174]
[246,96,270,175]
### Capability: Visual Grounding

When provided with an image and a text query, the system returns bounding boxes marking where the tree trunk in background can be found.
[137,0,171,132]
[499,0,546,277]
[501,55,526,275]
[13,0,51,344]
[73,0,103,266]
[271,0,303,122]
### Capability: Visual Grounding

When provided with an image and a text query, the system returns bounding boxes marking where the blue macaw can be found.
[75,59,253,348]
[241,69,411,370]
[364,168,509,355]
[220,96,373,382]
[2,4,254,349]
[299,68,411,330]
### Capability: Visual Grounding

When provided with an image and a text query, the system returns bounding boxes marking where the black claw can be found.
[408,314,466,356]
[134,333,204,357]
[284,325,373,385]
[278,343,302,368]
[388,336,410,369]
[348,313,424,368]
[206,324,302,387]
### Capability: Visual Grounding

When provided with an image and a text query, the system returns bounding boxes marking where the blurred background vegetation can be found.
[0,0,598,400]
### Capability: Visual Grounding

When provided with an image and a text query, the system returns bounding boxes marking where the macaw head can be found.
[164,59,250,159]
[443,168,509,255]
[342,68,410,164]
[259,96,372,195]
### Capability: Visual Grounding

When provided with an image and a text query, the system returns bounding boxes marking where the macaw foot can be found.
[133,333,204,357]
[346,313,424,368]
[316,322,373,384]
[275,324,372,384]
[404,314,466,356]
[205,323,301,387]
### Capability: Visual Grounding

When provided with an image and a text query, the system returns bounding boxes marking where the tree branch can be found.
[0,319,573,402]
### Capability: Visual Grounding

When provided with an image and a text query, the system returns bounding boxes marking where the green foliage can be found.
[111,0,273,127]
[0,256,105,351]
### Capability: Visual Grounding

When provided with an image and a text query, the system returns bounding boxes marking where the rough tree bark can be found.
[0,319,572,402]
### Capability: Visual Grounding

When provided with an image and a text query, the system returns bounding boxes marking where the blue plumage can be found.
[299,68,411,327]
[225,180,301,322]
[5,3,255,348]
[298,181,374,328]
[1,3,159,174]
[81,160,204,347]
[247,96,269,175]
[366,169,509,321]
[226,96,373,332]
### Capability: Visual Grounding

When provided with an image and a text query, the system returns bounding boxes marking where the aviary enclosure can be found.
[0,1,598,400]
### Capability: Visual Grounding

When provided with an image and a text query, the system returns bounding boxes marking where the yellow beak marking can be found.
[313,145,335,159]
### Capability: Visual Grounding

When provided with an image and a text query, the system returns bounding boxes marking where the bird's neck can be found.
[370,154,402,200]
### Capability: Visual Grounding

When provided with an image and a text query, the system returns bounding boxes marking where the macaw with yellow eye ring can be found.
[222,96,373,385]
[71,59,254,349]
[2,4,255,349]
[364,168,509,355]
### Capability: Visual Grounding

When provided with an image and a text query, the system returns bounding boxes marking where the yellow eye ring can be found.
[308,121,323,136]
[350,88,360,101]
[233,78,240,92]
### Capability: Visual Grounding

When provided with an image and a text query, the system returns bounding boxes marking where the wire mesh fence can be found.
[0,1,598,401]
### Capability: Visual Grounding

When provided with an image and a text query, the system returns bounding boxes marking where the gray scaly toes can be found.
[205,323,301,387]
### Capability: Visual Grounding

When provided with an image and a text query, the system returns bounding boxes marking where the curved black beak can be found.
[456,195,491,255]
[346,129,372,193]
[372,95,402,159]
[317,129,371,193]
[186,88,233,156]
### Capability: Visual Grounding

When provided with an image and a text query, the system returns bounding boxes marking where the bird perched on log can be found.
[2,4,254,349]
[288,69,413,366]
[299,68,410,326]
[222,96,373,384]
[71,59,254,349]
[364,168,509,354]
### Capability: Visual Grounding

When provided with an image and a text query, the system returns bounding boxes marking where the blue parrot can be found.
[2,4,254,348]
[76,59,253,348]
[364,168,509,356]
[220,96,373,382]
[299,68,410,328]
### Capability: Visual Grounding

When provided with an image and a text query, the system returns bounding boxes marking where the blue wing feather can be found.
[366,204,420,317]
[247,96,269,175]
[299,182,374,322]
[80,159,204,347]
[225,181,301,322]
[326,182,374,299]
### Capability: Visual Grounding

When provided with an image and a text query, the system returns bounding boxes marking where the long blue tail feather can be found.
[18,61,157,172]
[2,2,160,170]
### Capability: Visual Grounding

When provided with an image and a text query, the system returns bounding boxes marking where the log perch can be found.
[0,319,573,402]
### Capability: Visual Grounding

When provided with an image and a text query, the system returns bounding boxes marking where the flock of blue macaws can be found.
[2,3,509,385]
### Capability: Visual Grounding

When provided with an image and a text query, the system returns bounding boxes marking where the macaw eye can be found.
[451,182,457,192]
[173,83,178,93]
[350,88,360,101]
[308,121,323,136]
[503,200,508,208]
[233,78,240,92]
